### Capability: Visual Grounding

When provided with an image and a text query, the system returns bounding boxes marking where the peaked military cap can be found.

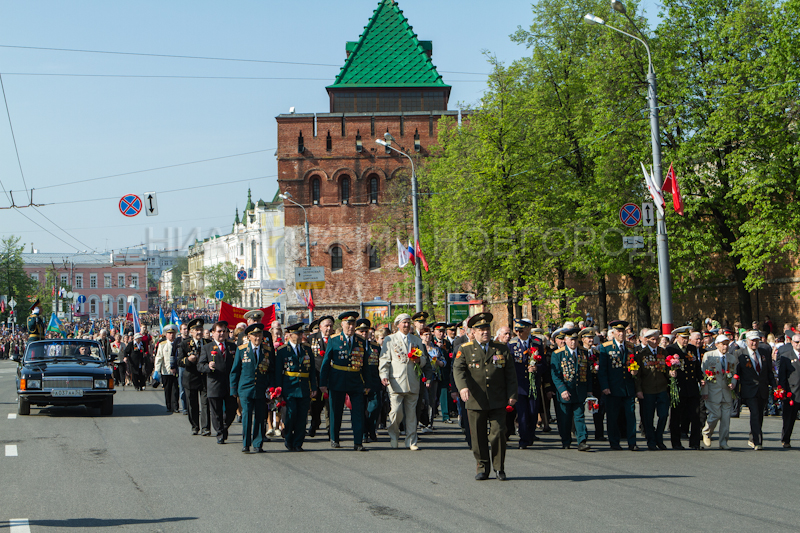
[446,322,458,331]
[187,318,204,330]
[318,315,335,325]
[552,327,567,339]
[245,323,265,335]
[579,327,596,338]
[433,322,447,331]
[672,325,692,338]
[285,322,305,333]
[163,324,179,333]
[243,309,264,321]
[563,328,580,339]
[338,311,358,322]
[514,319,533,330]
[531,327,545,335]
[608,320,629,330]
[355,318,371,331]
[467,312,493,329]
[412,311,429,322]
[307,318,321,332]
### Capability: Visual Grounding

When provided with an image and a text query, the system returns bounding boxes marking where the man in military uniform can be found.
[412,311,429,336]
[551,328,591,451]
[453,313,518,481]
[356,319,382,443]
[666,325,702,450]
[307,315,334,438]
[634,328,669,450]
[320,312,371,451]
[581,327,605,440]
[237,309,264,345]
[27,300,45,342]
[230,323,272,453]
[275,322,317,451]
[433,322,454,424]
[198,321,238,444]
[598,320,639,451]
[178,318,210,435]
[508,319,542,449]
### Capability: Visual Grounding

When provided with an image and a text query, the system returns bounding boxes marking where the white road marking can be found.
[8,413,17,419]
[5,444,18,456]
[9,518,31,533]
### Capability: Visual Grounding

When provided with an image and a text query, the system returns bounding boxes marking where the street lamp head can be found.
[375,139,387,146]
[279,192,292,199]
[584,14,605,25]
[384,132,395,143]
[611,0,627,14]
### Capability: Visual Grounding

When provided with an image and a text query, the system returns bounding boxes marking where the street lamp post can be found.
[279,192,313,321]
[376,133,423,313]
[584,3,674,334]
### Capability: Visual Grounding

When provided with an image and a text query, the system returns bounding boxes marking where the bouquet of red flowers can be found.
[666,354,682,408]
[408,347,423,379]
[585,397,600,414]
[527,347,541,399]
[268,386,283,400]
[774,386,785,401]
[704,369,717,384]
[627,353,639,375]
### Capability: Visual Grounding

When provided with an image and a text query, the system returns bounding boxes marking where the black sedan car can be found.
[14,339,115,416]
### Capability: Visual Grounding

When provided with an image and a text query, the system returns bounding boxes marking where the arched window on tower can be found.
[251,241,257,269]
[311,177,320,205]
[341,177,350,205]
[368,245,380,270]
[331,246,343,271]
[369,176,379,204]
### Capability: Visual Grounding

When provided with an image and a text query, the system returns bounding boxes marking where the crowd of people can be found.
[8,307,800,481]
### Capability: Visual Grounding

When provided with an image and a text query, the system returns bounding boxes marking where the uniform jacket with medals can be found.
[153,338,178,376]
[27,314,45,341]
[634,345,669,395]
[307,331,329,386]
[275,341,317,399]
[700,348,737,404]
[664,343,702,399]
[320,332,371,392]
[365,341,383,391]
[508,335,548,398]
[198,340,237,398]
[178,337,208,390]
[453,340,518,411]
[378,331,432,395]
[230,339,273,400]
[598,339,637,397]
[551,346,590,404]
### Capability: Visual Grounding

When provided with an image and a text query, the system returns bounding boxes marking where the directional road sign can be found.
[642,202,655,227]
[76,295,86,304]
[622,236,645,249]
[8,298,16,309]
[119,194,142,217]
[214,290,224,300]
[295,266,325,290]
[236,270,248,281]
[619,203,642,227]
[144,192,159,217]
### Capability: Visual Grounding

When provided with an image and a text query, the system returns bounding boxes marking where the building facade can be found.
[276,0,456,316]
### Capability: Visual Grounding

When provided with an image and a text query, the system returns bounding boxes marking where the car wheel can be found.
[18,397,30,416]
[100,397,113,416]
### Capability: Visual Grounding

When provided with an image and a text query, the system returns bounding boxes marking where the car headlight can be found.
[26,379,41,389]
[94,379,108,389]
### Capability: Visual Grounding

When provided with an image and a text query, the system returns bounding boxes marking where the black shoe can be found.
[364,436,371,443]
[496,470,507,481]
[236,415,242,423]
[331,441,340,448]
[475,472,489,481]
[656,443,667,450]
[783,442,791,448]
[354,445,366,451]
[648,445,658,451]
[561,444,571,449]
[578,442,591,452]
[531,436,541,441]
[610,444,623,450]
[217,437,224,444]
[308,430,316,438]
[370,433,378,441]
[192,429,199,436]
[252,447,265,453]
[673,445,686,450]
[242,446,250,453]
[295,447,304,452]
[201,431,211,437]
[629,445,640,451]
[541,427,552,433]
[519,444,528,450]
[594,435,607,441]
[689,445,701,450]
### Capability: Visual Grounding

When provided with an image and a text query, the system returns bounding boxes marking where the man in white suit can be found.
[379,313,432,450]
[700,335,737,449]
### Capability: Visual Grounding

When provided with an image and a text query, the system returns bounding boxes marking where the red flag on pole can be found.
[415,240,429,272]
[661,164,684,216]
[307,291,315,312]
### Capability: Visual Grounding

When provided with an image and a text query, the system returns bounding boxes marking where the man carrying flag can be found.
[126,301,142,334]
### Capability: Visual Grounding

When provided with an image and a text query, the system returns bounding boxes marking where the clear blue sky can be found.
[0,0,661,254]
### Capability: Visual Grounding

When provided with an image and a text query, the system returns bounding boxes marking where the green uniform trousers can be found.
[467,408,506,474]
[329,390,365,446]
[284,396,311,450]
[240,395,266,449]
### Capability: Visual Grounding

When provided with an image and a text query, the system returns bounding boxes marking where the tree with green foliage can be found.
[0,236,41,323]
[202,262,242,304]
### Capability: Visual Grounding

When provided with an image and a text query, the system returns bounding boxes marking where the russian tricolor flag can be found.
[126,302,141,333]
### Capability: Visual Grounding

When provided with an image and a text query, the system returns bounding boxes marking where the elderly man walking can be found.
[700,334,737,449]
[379,313,432,450]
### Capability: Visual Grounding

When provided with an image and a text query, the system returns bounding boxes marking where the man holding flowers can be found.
[700,334,737,449]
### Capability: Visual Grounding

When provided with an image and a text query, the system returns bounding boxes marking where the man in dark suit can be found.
[665,326,702,450]
[777,334,800,448]
[178,318,209,436]
[734,330,776,450]
[198,321,237,444]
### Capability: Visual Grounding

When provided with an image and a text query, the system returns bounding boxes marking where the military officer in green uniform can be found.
[453,313,518,481]
[230,323,272,453]
[27,300,45,341]
[275,322,317,452]
[550,328,591,451]
[319,311,371,451]
[598,320,639,450]
[356,318,382,443]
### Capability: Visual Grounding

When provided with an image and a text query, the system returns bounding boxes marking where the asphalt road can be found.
[1,357,797,533]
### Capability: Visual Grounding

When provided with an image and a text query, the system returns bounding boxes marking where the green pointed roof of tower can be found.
[244,189,254,212]
[234,207,240,226]
[327,0,449,89]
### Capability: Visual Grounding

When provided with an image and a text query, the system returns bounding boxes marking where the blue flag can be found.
[158,308,167,334]
[171,309,182,327]
[89,321,95,336]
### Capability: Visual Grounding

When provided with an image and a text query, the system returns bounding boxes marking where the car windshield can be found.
[26,342,105,363]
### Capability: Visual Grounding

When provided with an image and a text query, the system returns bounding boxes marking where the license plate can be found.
[52,389,84,397]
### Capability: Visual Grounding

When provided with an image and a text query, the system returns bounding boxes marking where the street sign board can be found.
[448,304,470,324]
[622,236,645,249]
[619,203,642,227]
[273,302,282,312]
[642,202,655,227]
[295,266,325,290]
[144,192,159,216]
[8,298,16,309]
[77,295,86,304]
[214,290,224,300]
[236,270,247,281]
[119,194,142,217]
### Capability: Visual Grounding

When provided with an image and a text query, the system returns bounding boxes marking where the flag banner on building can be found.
[126,302,141,333]
[661,164,684,215]
[218,301,276,327]
[407,241,416,266]
[415,240,429,272]
[170,309,182,327]
[397,238,410,268]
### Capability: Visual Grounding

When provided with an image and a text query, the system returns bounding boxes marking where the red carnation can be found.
[505,405,514,412]
[791,400,795,406]
[323,392,329,400]
[268,387,275,394]
[733,374,739,380]
[788,392,793,398]
[421,377,427,383]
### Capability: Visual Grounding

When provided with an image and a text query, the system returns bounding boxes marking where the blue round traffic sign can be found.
[214,290,224,300]
[236,270,247,281]
[77,295,86,304]
[119,194,142,217]
[619,203,642,227]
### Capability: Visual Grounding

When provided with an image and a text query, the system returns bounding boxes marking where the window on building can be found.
[104,274,111,288]
[369,246,381,270]
[251,241,257,268]
[331,246,343,271]
[240,243,244,256]
[131,274,138,288]
[118,274,125,288]
[369,177,379,204]
[298,132,305,153]
[75,274,82,288]
[341,177,350,205]
[326,131,332,152]
[60,274,68,287]
[90,298,96,315]
[311,177,320,205]
[118,297,125,315]
[30,273,39,282]
[90,274,97,289]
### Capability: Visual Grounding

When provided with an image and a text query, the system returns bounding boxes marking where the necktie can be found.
[219,343,225,361]
[721,355,725,371]
[755,353,761,373]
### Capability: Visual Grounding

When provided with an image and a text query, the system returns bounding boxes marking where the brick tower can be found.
[277,0,457,317]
